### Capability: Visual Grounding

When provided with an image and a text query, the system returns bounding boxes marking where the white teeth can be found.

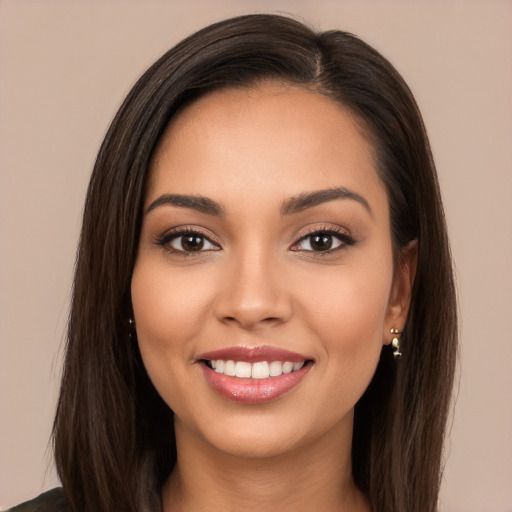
[293,362,304,371]
[224,360,236,376]
[269,361,283,377]
[235,361,252,378]
[282,361,294,374]
[251,361,270,379]
[209,359,306,378]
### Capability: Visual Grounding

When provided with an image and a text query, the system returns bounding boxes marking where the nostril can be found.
[262,316,281,323]
[222,315,282,327]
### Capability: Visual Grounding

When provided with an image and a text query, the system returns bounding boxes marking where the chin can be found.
[174,400,355,462]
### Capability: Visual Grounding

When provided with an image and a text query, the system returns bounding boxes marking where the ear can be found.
[383,240,417,343]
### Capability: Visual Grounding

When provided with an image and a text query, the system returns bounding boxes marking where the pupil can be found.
[311,234,332,251]
[182,235,204,251]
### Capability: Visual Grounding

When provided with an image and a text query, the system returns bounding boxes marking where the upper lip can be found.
[197,346,312,363]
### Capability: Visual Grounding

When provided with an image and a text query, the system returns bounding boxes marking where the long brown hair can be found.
[53,14,457,512]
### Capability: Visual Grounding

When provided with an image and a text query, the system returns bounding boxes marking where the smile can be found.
[198,346,313,404]
[207,360,305,378]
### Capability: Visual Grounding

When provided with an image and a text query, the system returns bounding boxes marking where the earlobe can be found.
[384,240,418,341]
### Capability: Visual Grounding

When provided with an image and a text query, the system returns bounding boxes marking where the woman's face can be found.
[131,83,412,459]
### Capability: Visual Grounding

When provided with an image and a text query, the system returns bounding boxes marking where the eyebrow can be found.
[146,194,225,216]
[146,186,371,217]
[280,187,372,216]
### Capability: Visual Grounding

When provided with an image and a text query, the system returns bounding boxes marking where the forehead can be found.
[147,83,385,210]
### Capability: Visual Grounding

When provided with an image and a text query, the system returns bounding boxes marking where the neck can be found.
[162,415,370,512]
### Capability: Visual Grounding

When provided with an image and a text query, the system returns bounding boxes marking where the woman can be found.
[10,13,457,512]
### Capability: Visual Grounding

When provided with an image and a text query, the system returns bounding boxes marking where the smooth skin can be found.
[131,83,416,512]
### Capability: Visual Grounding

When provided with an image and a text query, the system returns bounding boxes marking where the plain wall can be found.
[1,1,511,510]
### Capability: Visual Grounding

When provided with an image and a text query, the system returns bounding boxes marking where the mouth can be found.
[204,359,307,378]
[197,346,314,404]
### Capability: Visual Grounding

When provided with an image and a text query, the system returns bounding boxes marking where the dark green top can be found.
[7,488,69,512]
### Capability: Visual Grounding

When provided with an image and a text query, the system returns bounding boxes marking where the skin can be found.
[131,83,415,511]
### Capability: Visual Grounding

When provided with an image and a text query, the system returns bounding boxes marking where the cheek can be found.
[130,263,216,426]
[297,253,393,362]
[130,260,216,405]
[286,256,393,433]
[132,260,212,348]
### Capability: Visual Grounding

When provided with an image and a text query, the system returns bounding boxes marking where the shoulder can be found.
[6,488,70,512]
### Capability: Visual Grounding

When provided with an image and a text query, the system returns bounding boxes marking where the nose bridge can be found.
[215,241,292,329]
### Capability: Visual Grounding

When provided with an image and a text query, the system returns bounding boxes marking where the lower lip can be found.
[200,363,312,404]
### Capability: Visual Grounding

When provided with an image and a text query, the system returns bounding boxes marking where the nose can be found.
[214,248,293,330]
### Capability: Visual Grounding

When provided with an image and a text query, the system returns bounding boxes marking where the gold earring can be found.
[390,328,402,359]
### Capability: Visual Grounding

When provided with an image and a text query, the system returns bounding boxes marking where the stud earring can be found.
[128,318,136,339]
[390,328,402,359]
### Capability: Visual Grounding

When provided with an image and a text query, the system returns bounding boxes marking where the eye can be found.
[291,229,354,253]
[156,229,220,253]
[170,233,217,252]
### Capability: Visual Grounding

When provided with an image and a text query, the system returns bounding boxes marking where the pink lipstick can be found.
[197,346,313,404]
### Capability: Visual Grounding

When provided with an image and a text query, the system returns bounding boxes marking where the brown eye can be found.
[310,234,333,251]
[163,231,220,253]
[179,234,205,251]
[291,230,354,253]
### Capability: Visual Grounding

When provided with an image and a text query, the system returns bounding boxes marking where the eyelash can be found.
[154,226,355,256]
[290,227,356,255]
[154,226,221,256]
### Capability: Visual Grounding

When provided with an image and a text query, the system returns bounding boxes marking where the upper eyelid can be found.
[159,225,217,239]
[297,226,345,236]
[296,232,349,242]
[155,226,220,247]
[291,226,355,251]
[294,225,350,240]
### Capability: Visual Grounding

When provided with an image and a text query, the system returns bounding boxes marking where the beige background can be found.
[1,1,511,510]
